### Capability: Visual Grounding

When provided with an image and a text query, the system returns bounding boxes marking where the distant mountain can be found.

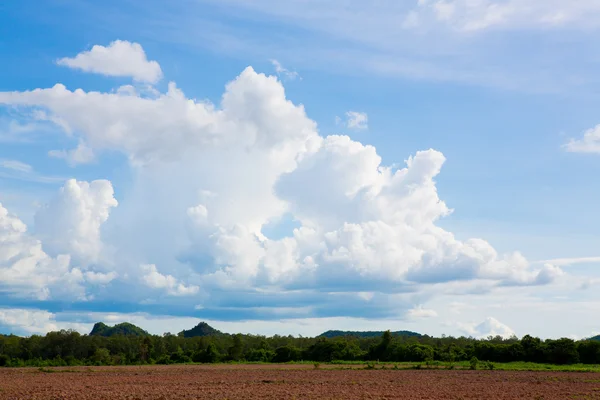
[318,330,422,339]
[179,322,222,338]
[589,335,600,341]
[89,322,149,337]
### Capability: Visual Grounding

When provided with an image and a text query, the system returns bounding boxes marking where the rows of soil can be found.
[1,364,599,399]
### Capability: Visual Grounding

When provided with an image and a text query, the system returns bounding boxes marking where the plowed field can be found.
[1,364,599,399]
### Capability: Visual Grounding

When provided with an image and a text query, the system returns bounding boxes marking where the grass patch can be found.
[37,367,80,373]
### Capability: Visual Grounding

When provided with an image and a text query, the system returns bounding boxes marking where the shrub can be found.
[0,354,10,367]
[469,356,478,370]
[156,355,172,365]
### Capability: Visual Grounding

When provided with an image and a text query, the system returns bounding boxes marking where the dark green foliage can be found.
[469,356,478,370]
[483,360,495,370]
[195,343,220,363]
[3,326,600,367]
[319,330,421,339]
[577,340,600,364]
[0,354,9,366]
[273,345,302,362]
[91,348,111,365]
[89,322,149,337]
[545,338,579,365]
[306,337,365,362]
[589,335,600,342]
[245,348,275,362]
[228,334,244,361]
[156,354,172,364]
[521,335,545,363]
[179,322,222,338]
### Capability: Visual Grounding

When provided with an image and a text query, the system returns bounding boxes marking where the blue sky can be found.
[1,0,600,339]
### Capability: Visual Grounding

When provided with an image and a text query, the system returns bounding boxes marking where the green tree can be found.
[199,343,220,363]
[91,348,111,365]
[228,334,244,361]
[545,338,579,365]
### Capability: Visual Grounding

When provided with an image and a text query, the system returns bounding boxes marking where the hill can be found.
[318,330,422,339]
[89,322,149,337]
[179,322,222,338]
[589,335,600,341]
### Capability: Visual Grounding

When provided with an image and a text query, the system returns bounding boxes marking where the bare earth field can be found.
[1,364,600,400]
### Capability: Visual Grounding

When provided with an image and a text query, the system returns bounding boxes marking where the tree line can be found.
[1,330,598,367]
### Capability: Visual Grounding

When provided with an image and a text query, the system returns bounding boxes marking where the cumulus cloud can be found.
[34,179,118,265]
[0,45,566,323]
[0,309,62,335]
[565,124,600,154]
[140,264,199,296]
[0,204,82,300]
[56,40,163,83]
[459,317,516,338]
[0,308,99,336]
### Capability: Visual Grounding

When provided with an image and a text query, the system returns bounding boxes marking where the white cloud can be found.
[337,112,368,130]
[580,278,600,290]
[0,159,32,173]
[217,0,600,34]
[34,179,118,265]
[407,306,438,319]
[0,310,440,337]
[270,59,300,80]
[459,317,516,338]
[48,142,95,166]
[0,309,85,335]
[565,124,600,154]
[84,271,118,285]
[0,120,38,143]
[0,158,64,184]
[0,203,84,300]
[538,257,600,267]
[412,0,600,31]
[56,40,163,83]
[344,111,368,130]
[140,0,600,92]
[140,264,199,296]
[357,292,374,301]
[0,49,567,321]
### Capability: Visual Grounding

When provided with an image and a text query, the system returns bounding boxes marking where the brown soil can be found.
[1,364,599,399]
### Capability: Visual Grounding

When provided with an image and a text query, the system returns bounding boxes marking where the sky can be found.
[1,0,600,340]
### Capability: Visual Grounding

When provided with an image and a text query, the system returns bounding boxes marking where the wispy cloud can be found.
[178,0,600,91]
[336,111,368,130]
[48,142,95,166]
[0,121,38,143]
[0,159,33,173]
[0,159,64,184]
[537,257,600,267]
[270,59,300,81]
[28,0,600,92]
